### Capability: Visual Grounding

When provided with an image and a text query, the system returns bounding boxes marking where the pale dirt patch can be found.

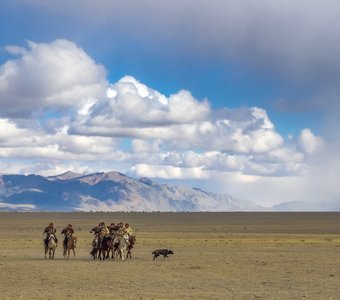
[0,212,340,299]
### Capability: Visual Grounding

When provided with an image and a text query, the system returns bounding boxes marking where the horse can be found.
[44,233,57,259]
[105,236,115,260]
[108,235,119,260]
[98,236,112,260]
[61,230,72,257]
[126,235,136,259]
[90,236,100,259]
[114,234,130,261]
[65,236,77,259]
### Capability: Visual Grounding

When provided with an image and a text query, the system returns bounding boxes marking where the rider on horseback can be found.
[108,222,119,235]
[125,223,134,237]
[116,222,127,237]
[98,221,110,247]
[90,221,110,257]
[90,221,107,238]
[61,224,74,250]
[43,222,58,247]
[124,223,136,256]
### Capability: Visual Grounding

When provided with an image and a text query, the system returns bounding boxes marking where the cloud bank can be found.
[0,39,329,207]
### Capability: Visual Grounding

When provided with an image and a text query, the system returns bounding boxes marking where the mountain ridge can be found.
[0,171,263,212]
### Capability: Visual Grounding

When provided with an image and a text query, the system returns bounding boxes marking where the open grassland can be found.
[0,212,340,299]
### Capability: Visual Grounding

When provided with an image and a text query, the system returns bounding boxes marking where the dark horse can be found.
[98,236,112,260]
[127,235,136,259]
[90,236,113,260]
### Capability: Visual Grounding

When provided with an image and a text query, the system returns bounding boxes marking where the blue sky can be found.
[1,0,340,208]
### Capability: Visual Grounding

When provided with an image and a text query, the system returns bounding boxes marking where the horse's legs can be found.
[107,246,112,259]
[120,249,125,261]
[91,247,97,259]
[91,250,96,260]
[113,245,117,259]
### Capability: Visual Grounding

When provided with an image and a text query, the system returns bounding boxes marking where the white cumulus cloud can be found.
[298,128,322,154]
[0,39,107,118]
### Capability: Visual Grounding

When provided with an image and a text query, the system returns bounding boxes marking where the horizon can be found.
[1,169,338,211]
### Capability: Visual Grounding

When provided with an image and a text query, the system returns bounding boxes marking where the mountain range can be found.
[2,171,336,212]
[0,171,263,212]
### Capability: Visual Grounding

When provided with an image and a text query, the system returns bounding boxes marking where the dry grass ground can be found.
[0,212,340,299]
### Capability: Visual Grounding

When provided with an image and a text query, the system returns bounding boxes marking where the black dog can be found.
[152,249,174,260]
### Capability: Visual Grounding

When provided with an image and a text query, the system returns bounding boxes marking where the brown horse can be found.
[44,233,57,259]
[65,236,77,259]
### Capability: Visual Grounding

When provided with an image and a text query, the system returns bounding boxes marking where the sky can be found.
[1,0,340,208]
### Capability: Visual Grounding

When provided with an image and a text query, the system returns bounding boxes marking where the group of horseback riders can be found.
[43,222,76,258]
[43,222,73,248]
[91,221,133,241]
[89,220,135,260]
[42,220,135,259]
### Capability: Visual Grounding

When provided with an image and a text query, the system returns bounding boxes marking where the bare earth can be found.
[0,212,339,299]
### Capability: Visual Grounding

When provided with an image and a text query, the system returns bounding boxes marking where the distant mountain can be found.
[272,200,340,211]
[0,171,263,212]
[47,171,82,181]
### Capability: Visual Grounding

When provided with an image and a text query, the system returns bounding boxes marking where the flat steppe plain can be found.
[0,212,340,299]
